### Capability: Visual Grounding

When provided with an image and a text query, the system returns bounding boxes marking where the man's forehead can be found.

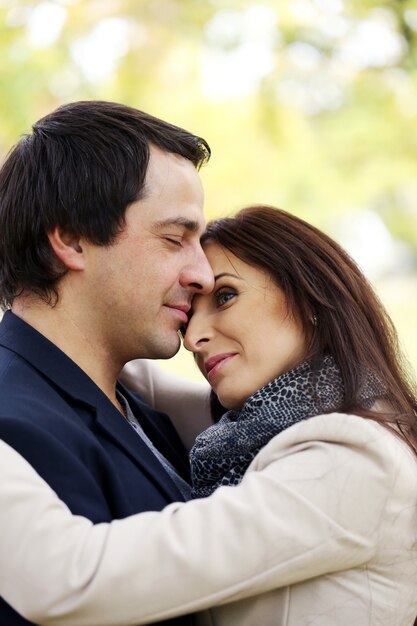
[145,146,202,187]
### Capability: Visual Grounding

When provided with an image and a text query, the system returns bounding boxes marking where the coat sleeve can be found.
[0,414,414,626]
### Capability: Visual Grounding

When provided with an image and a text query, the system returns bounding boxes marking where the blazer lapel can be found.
[94,392,187,502]
[120,384,192,483]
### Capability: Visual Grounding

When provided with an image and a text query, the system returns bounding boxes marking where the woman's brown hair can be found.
[202,205,417,455]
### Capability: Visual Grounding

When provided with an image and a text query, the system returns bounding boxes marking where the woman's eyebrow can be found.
[214,272,243,282]
[189,272,242,312]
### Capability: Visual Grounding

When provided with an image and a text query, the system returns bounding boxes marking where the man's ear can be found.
[47,227,85,271]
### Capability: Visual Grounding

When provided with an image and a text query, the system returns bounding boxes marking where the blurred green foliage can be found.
[1,0,416,375]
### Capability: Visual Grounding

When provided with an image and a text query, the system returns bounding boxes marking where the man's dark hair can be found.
[0,100,211,308]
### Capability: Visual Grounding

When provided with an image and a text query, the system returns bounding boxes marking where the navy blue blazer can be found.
[0,311,193,626]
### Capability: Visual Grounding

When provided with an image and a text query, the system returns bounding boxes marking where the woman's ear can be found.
[47,227,85,271]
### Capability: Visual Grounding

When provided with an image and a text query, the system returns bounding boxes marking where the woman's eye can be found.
[216,290,236,307]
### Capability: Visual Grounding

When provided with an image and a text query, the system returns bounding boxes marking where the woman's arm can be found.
[1,414,415,626]
[120,359,212,449]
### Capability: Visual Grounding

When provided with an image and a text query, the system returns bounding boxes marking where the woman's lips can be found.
[204,353,237,382]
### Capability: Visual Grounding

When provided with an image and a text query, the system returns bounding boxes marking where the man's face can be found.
[84,145,214,365]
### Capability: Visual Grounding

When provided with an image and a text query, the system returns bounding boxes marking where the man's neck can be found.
[12,296,122,410]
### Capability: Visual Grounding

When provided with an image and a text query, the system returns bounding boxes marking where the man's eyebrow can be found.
[153,217,200,232]
[214,272,243,281]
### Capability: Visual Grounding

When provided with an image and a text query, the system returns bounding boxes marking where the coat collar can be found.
[0,311,188,502]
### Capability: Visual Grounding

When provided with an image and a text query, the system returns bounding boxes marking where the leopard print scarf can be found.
[190,356,386,498]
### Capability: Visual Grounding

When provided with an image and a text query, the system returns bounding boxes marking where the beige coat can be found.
[1,413,417,626]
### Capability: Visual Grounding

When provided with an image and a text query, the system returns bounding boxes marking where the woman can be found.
[183,205,417,494]
[1,205,417,626]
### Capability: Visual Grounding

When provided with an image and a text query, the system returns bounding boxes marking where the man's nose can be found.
[181,248,214,294]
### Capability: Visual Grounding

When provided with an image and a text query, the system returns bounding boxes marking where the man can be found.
[0,100,214,625]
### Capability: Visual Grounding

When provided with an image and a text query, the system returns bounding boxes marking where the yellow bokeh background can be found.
[1,0,416,381]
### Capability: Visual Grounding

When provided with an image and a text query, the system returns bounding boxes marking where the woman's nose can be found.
[183,315,211,353]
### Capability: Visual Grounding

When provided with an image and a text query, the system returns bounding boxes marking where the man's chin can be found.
[153,334,181,360]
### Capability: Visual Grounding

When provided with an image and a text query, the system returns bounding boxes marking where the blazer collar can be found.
[0,310,101,408]
[0,311,188,502]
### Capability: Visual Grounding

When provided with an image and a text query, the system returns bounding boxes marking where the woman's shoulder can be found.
[262,410,414,453]
[244,412,417,556]
[249,412,417,493]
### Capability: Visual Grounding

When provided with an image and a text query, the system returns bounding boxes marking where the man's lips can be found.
[164,304,190,325]
[204,353,237,381]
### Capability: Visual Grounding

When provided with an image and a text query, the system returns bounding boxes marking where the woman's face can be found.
[183,242,309,410]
